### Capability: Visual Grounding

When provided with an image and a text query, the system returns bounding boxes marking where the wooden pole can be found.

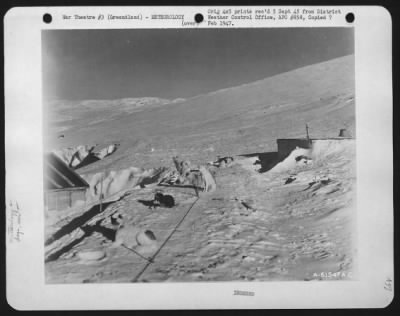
[306,123,311,144]
[99,173,103,213]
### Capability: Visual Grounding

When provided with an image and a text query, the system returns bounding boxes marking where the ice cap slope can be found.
[46,54,355,173]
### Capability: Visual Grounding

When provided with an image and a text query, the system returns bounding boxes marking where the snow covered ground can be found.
[44,55,356,283]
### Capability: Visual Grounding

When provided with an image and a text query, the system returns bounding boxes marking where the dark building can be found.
[44,152,89,211]
[276,138,312,159]
[276,136,354,160]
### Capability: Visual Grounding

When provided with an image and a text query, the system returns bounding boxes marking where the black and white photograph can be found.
[4,6,393,309]
[42,27,357,283]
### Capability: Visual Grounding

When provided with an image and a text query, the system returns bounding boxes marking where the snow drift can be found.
[270,139,355,174]
[311,139,355,163]
[53,143,120,169]
[83,166,168,201]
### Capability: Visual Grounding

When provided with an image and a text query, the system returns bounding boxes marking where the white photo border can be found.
[4,6,393,310]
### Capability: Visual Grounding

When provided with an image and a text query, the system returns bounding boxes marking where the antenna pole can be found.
[306,123,310,142]
[99,173,103,213]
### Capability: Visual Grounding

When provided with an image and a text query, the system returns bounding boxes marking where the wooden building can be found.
[276,138,312,159]
[44,152,89,211]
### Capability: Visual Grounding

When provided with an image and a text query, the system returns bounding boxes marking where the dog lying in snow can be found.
[207,156,234,168]
[149,192,175,209]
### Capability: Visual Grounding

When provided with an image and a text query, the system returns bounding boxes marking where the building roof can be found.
[44,152,89,191]
[277,137,353,141]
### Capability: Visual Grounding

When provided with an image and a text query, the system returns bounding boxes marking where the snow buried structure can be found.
[83,166,168,201]
[44,152,90,211]
[272,137,355,174]
[277,138,312,160]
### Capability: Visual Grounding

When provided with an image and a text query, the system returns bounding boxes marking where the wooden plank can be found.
[45,187,87,193]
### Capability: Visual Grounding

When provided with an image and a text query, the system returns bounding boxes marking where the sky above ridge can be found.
[42,27,354,101]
